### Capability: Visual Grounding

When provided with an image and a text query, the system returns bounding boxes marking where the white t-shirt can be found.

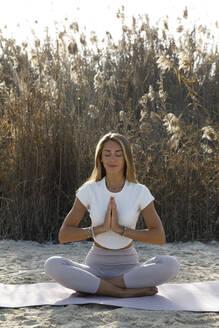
[76,177,155,249]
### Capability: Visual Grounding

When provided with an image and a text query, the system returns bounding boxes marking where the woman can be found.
[45,132,179,298]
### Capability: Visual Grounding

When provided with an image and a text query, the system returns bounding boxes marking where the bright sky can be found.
[1,0,219,45]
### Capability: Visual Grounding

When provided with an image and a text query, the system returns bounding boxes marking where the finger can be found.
[110,197,116,209]
[111,203,118,222]
[107,199,112,212]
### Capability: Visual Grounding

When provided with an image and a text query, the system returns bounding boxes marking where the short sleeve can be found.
[76,183,91,208]
[139,184,155,210]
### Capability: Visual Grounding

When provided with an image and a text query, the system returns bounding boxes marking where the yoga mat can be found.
[0,281,219,311]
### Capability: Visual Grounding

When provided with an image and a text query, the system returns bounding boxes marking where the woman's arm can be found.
[121,202,166,246]
[59,197,111,244]
[59,197,98,243]
[59,198,88,243]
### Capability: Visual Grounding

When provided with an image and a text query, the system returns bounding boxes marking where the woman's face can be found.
[101,140,125,176]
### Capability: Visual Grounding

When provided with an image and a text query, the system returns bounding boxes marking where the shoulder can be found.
[126,181,151,193]
[77,178,104,194]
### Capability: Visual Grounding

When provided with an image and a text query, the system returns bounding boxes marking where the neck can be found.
[105,174,125,192]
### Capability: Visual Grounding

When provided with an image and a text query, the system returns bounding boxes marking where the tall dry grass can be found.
[0,8,218,242]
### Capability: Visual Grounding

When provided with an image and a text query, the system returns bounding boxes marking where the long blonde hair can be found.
[80,132,137,190]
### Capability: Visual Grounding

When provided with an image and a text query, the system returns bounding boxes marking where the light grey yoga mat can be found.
[0,281,219,311]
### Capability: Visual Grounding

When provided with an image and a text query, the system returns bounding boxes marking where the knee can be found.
[160,255,180,279]
[44,256,62,277]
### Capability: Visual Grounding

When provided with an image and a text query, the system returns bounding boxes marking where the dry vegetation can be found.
[0,8,218,242]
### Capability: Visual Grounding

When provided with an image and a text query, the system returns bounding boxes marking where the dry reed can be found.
[0,8,218,242]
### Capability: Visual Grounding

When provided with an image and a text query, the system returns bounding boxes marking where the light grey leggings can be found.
[45,245,179,294]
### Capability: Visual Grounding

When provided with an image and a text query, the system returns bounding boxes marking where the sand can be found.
[0,240,219,327]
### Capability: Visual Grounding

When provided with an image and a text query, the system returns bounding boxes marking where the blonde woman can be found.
[45,132,179,298]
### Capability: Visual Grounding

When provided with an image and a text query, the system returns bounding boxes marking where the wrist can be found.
[119,225,127,236]
[93,225,106,235]
[88,226,95,239]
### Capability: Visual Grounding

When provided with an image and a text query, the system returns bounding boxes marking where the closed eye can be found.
[103,152,123,157]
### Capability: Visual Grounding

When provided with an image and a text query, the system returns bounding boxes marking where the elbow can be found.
[159,238,166,246]
[58,228,65,244]
[159,231,166,246]
[153,226,166,246]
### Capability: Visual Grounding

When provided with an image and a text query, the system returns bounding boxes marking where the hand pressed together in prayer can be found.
[102,197,123,235]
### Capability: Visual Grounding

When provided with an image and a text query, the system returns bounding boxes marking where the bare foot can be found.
[105,276,158,297]
[123,286,158,298]
[96,278,158,298]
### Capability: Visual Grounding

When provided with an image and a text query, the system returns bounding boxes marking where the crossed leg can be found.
[44,255,179,298]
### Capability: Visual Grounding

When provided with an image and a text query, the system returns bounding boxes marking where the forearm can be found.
[123,227,166,246]
[59,226,92,243]
[59,224,107,244]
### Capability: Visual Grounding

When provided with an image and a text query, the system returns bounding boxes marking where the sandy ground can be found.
[0,239,219,328]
